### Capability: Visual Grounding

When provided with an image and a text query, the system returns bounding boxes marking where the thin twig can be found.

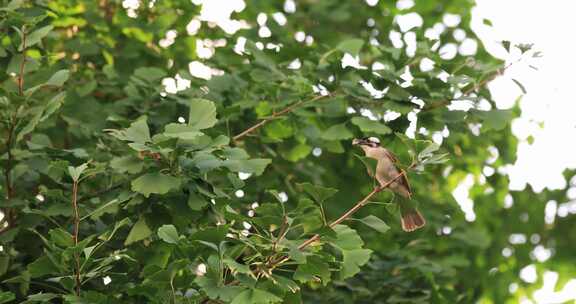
[232,94,329,141]
[71,180,81,296]
[272,215,289,252]
[18,29,27,96]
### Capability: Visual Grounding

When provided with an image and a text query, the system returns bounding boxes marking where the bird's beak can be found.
[352,138,362,146]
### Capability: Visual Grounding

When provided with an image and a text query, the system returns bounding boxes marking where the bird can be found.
[352,137,426,232]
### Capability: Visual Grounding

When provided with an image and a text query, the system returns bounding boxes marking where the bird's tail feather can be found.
[400,206,426,232]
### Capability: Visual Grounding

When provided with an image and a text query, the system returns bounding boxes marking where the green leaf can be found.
[192,152,223,172]
[471,109,514,131]
[337,39,364,55]
[293,198,323,233]
[157,225,180,244]
[223,159,271,176]
[48,228,74,247]
[223,258,252,275]
[297,182,338,204]
[188,191,208,211]
[131,173,181,197]
[281,144,312,162]
[231,289,283,304]
[321,123,353,141]
[125,117,151,143]
[501,40,511,52]
[264,120,293,140]
[195,276,245,301]
[133,67,166,82]
[21,25,53,50]
[360,215,390,233]
[294,256,331,285]
[188,98,217,130]
[0,291,15,304]
[106,117,151,143]
[45,69,70,87]
[331,225,364,250]
[340,248,372,279]
[354,154,378,177]
[16,92,66,141]
[110,155,143,174]
[27,256,59,278]
[163,123,204,140]
[26,293,59,302]
[124,217,151,245]
[512,78,527,94]
[223,147,250,160]
[351,117,391,135]
[67,163,88,182]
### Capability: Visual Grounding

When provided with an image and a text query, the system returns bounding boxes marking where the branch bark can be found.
[71,180,81,296]
[232,94,329,141]
[17,29,27,96]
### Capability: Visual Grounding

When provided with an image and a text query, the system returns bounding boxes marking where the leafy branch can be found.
[422,56,526,112]
[68,163,88,296]
[268,167,413,269]
[232,94,330,141]
[1,27,27,234]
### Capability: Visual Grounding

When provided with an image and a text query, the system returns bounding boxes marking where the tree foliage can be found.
[0,0,573,303]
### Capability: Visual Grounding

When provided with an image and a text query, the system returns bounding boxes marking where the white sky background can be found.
[472,1,576,303]
[473,0,576,192]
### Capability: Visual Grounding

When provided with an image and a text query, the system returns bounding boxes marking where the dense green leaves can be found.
[0,1,560,304]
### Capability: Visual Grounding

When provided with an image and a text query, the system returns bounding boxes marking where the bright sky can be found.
[473,0,576,192]
[472,0,576,303]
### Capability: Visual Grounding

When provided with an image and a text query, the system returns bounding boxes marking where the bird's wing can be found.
[383,150,412,196]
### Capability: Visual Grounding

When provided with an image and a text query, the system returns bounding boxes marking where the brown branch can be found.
[18,29,27,96]
[71,180,81,296]
[268,170,410,268]
[232,94,329,141]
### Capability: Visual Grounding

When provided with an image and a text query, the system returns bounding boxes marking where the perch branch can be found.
[269,169,411,268]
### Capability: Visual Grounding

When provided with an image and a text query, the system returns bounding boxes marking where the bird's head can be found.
[352,137,381,148]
